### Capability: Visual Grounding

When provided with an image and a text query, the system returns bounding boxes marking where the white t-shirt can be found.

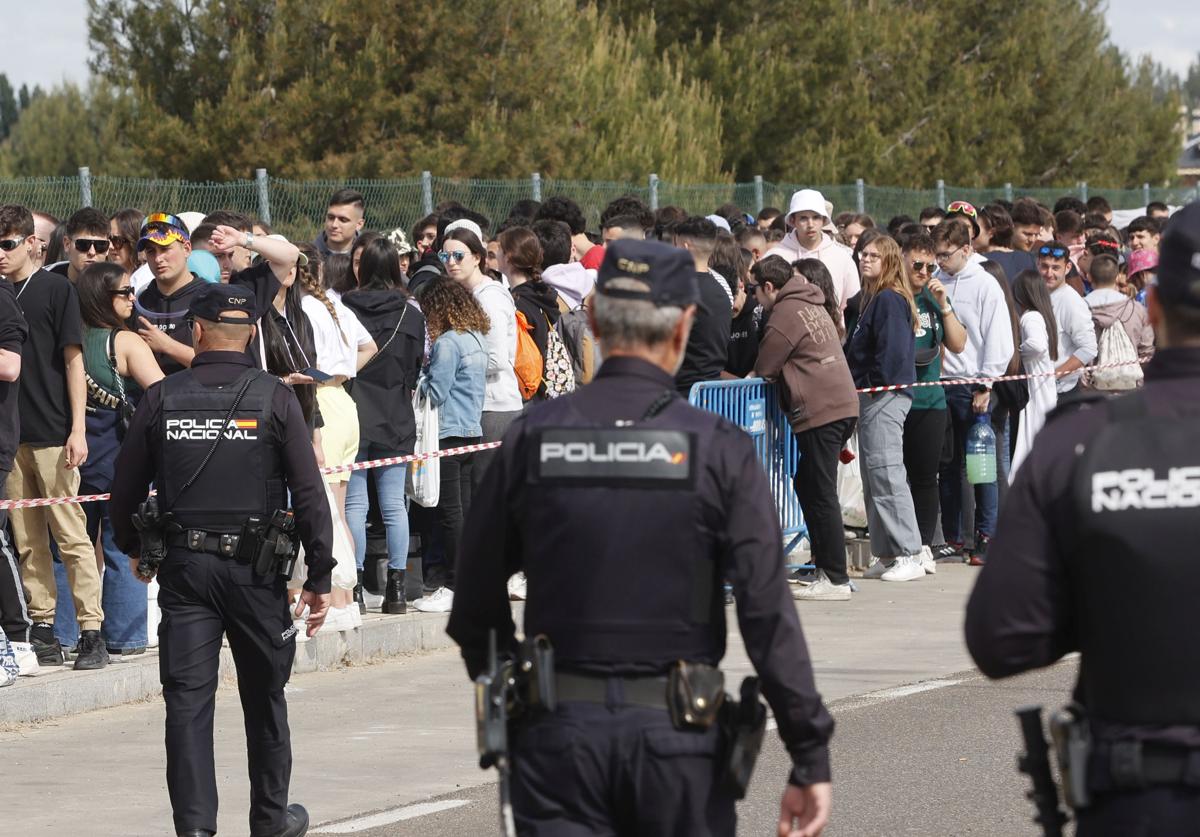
[301,294,372,378]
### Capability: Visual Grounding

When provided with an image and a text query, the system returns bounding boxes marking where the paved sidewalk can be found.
[3,565,985,836]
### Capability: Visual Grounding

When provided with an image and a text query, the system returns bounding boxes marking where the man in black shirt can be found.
[135,213,296,374]
[671,216,733,395]
[0,204,107,670]
[54,207,112,282]
[0,274,30,675]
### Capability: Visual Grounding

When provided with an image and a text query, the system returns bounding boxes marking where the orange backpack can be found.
[513,310,544,400]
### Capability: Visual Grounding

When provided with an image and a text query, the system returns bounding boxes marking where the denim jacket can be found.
[419,329,487,439]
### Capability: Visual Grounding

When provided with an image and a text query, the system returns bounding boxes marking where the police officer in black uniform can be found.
[110,284,335,837]
[447,240,834,837]
[965,201,1200,835]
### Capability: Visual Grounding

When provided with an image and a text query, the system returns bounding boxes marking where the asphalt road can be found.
[310,662,1079,837]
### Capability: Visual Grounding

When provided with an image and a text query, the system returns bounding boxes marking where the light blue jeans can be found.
[345,443,410,571]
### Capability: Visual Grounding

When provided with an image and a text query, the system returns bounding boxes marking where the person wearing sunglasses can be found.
[70,262,164,662]
[108,208,145,273]
[898,230,965,567]
[1037,242,1097,396]
[930,218,1015,564]
[47,207,114,283]
[0,204,103,670]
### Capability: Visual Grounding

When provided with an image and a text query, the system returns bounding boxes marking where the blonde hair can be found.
[862,235,919,334]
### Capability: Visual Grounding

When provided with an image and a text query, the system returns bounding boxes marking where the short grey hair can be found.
[591,280,684,349]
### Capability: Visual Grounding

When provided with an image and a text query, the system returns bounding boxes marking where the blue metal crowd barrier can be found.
[688,379,809,559]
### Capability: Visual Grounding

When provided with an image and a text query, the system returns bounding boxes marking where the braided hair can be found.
[301,244,347,345]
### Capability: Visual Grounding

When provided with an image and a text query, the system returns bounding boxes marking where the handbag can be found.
[993,362,1030,413]
[107,331,135,440]
[405,387,441,507]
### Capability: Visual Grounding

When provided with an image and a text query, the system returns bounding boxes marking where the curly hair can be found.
[297,243,347,345]
[421,277,490,343]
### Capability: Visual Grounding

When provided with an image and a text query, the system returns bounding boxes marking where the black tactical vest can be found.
[157,368,285,532]
[518,395,726,670]
[1071,391,1200,725]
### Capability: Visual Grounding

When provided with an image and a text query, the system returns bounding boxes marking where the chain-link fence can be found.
[3,170,1197,242]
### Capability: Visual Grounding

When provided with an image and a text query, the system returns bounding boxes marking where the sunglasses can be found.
[73,238,111,254]
[144,212,186,230]
[1037,245,1069,259]
[910,260,934,274]
[946,200,978,219]
[109,235,131,249]
[109,287,136,298]
[0,237,27,252]
[438,251,469,264]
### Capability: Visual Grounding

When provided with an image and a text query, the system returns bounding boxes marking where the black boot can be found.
[354,570,366,614]
[73,630,110,670]
[384,569,406,614]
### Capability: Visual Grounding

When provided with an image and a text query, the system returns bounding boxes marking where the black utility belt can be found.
[1090,741,1200,793]
[555,662,727,730]
[168,529,247,560]
[555,672,671,710]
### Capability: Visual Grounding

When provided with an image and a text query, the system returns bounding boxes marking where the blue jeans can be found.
[345,443,410,572]
[53,499,148,650]
[938,384,998,542]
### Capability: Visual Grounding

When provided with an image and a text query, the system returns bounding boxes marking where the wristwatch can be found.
[975,384,991,393]
[941,304,953,315]
[243,232,255,249]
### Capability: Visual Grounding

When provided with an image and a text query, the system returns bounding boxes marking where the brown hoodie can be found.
[1084,288,1155,359]
[754,277,859,433]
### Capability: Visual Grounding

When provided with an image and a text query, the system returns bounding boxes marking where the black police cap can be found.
[596,240,699,308]
[189,284,257,324]
[1157,200,1200,310]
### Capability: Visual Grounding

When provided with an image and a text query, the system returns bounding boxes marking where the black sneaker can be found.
[30,623,64,666]
[73,630,110,670]
[108,646,146,657]
[932,543,964,562]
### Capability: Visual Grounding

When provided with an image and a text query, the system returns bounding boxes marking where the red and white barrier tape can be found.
[0,441,503,511]
[853,357,1150,394]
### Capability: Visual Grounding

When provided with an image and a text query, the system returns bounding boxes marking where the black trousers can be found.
[156,549,297,836]
[902,408,947,546]
[430,435,479,590]
[1075,787,1200,836]
[512,699,736,836]
[0,474,32,643]
[793,418,856,586]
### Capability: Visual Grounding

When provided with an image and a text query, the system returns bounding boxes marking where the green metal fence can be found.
[2,169,1196,243]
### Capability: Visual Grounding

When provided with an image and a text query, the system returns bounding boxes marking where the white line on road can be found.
[835,678,966,711]
[312,800,472,833]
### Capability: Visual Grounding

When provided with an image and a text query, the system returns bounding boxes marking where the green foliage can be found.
[0,0,1183,186]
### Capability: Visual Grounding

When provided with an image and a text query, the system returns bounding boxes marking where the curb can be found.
[0,606,493,726]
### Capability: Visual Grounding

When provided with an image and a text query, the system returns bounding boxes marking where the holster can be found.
[667,661,725,730]
[131,498,169,580]
[1049,703,1092,809]
[515,635,557,715]
[239,510,299,578]
[719,676,768,799]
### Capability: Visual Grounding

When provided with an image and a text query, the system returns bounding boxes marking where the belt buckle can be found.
[186,530,204,551]
[1110,740,1146,789]
[219,534,238,557]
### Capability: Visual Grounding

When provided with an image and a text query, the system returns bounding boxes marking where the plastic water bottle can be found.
[966,414,997,484]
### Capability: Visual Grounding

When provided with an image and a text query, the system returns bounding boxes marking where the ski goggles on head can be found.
[1037,244,1069,260]
[946,200,978,221]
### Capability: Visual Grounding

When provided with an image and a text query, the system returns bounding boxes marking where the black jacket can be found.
[511,281,562,400]
[675,271,732,396]
[341,289,426,455]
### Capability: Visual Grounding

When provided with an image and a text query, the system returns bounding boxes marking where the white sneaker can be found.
[791,571,852,601]
[881,555,925,582]
[507,573,527,601]
[863,556,894,579]
[413,586,454,613]
[0,639,17,686]
[11,641,40,676]
[917,545,936,575]
[318,605,358,633]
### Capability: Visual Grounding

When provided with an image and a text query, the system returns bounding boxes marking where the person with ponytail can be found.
[497,226,564,401]
[845,234,928,582]
[1009,269,1059,479]
[341,238,427,614]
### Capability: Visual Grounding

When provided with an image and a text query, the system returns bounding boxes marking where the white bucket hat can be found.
[785,189,829,225]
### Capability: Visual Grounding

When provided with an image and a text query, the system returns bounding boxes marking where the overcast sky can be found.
[1,0,1198,93]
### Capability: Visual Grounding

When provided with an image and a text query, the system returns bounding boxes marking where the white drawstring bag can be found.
[837,432,868,529]
[406,388,441,508]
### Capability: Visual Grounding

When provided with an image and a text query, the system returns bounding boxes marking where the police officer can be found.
[110,284,335,837]
[447,240,834,837]
[965,201,1200,834]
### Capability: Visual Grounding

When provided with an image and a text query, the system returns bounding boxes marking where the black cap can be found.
[1156,200,1200,309]
[596,240,699,308]
[188,284,257,324]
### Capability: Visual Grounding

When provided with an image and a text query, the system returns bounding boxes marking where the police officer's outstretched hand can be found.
[295,589,331,638]
[778,781,831,837]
